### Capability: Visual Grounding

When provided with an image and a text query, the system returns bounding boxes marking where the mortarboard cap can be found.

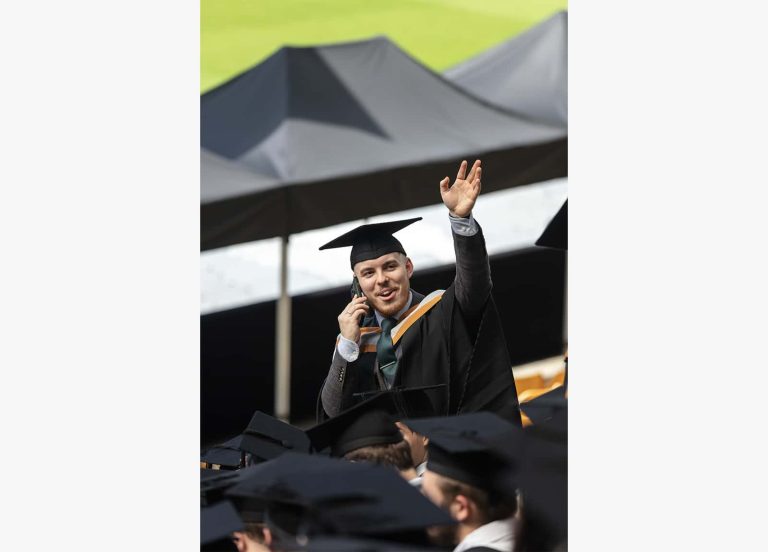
[240,411,312,462]
[225,452,352,502]
[520,384,567,439]
[319,217,422,269]
[403,412,525,493]
[201,467,246,507]
[202,412,311,469]
[303,536,437,551]
[512,435,568,549]
[201,500,243,548]
[201,435,245,470]
[225,452,454,538]
[270,459,454,537]
[306,385,442,456]
[535,199,567,250]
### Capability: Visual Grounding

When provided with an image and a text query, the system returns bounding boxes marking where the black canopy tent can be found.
[201,150,286,247]
[201,36,566,250]
[444,11,568,128]
[201,36,567,420]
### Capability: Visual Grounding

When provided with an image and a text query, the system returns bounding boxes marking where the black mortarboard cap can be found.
[306,385,442,456]
[403,412,525,493]
[201,500,243,547]
[269,460,455,536]
[512,435,568,548]
[201,468,246,507]
[225,452,354,501]
[225,452,454,538]
[520,385,567,436]
[303,536,437,551]
[535,199,567,250]
[240,411,312,462]
[309,408,401,457]
[201,435,245,470]
[319,217,422,269]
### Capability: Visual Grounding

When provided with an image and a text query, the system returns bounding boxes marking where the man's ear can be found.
[231,531,247,552]
[262,527,273,546]
[405,257,414,278]
[451,494,471,523]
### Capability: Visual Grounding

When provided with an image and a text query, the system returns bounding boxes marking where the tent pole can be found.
[275,235,291,422]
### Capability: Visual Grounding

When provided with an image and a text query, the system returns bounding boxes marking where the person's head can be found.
[403,412,525,547]
[344,438,415,476]
[231,521,272,552]
[319,217,422,317]
[395,421,428,466]
[353,252,414,317]
[421,469,517,546]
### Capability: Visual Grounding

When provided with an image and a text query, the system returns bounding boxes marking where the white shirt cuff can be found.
[449,212,478,236]
[337,335,360,362]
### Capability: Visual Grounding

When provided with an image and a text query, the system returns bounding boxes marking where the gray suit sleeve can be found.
[320,346,347,417]
[452,217,492,315]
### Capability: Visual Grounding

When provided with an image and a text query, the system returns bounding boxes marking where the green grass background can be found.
[201,0,567,92]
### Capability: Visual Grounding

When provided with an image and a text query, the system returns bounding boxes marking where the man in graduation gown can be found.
[318,159,521,425]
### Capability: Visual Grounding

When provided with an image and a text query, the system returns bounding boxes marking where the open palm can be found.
[440,159,482,218]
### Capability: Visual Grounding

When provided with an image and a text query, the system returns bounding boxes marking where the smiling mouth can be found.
[378,289,396,300]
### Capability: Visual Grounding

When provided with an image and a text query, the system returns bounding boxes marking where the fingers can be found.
[466,159,481,182]
[439,176,450,194]
[473,166,482,191]
[455,159,467,181]
[345,295,369,312]
[347,305,369,319]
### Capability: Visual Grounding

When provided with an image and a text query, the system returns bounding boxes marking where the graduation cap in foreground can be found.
[226,452,356,502]
[202,411,310,469]
[201,500,243,547]
[201,435,246,470]
[511,434,568,549]
[319,217,422,269]
[201,467,249,507]
[520,384,568,437]
[226,452,454,539]
[403,412,525,494]
[306,385,443,456]
[240,411,312,462]
[303,536,438,551]
[535,199,567,250]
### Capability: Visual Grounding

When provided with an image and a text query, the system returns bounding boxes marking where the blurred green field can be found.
[201,0,567,92]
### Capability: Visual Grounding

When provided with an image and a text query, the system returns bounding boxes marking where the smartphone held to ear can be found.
[351,276,370,325]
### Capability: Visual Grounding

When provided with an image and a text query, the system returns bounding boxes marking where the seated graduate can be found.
[306,386,441,485]
[318,159,521,425]
[405,412,525,552]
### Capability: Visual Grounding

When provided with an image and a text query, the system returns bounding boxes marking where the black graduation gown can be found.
[395,283,521,424]
[319,283,521,425]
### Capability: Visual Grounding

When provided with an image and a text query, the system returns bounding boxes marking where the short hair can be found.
[343,439,414,471]
[436,475,518,524]
[242,521,268,544]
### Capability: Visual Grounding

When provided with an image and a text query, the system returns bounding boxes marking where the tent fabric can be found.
[444,11,567,128]
[201,149,293,245]
[201,36,566,251]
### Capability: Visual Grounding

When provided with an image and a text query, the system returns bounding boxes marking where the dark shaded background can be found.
[201,246,565,447]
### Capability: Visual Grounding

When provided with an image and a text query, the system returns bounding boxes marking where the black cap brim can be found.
[319,217,422,268]
[306,385,444,456]
[201,500,243,546]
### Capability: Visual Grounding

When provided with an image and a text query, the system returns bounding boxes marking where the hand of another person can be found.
[337,295,370,343]
[439,159,482,218]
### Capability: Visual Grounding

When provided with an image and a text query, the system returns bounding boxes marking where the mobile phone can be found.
[351,276,370,325]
